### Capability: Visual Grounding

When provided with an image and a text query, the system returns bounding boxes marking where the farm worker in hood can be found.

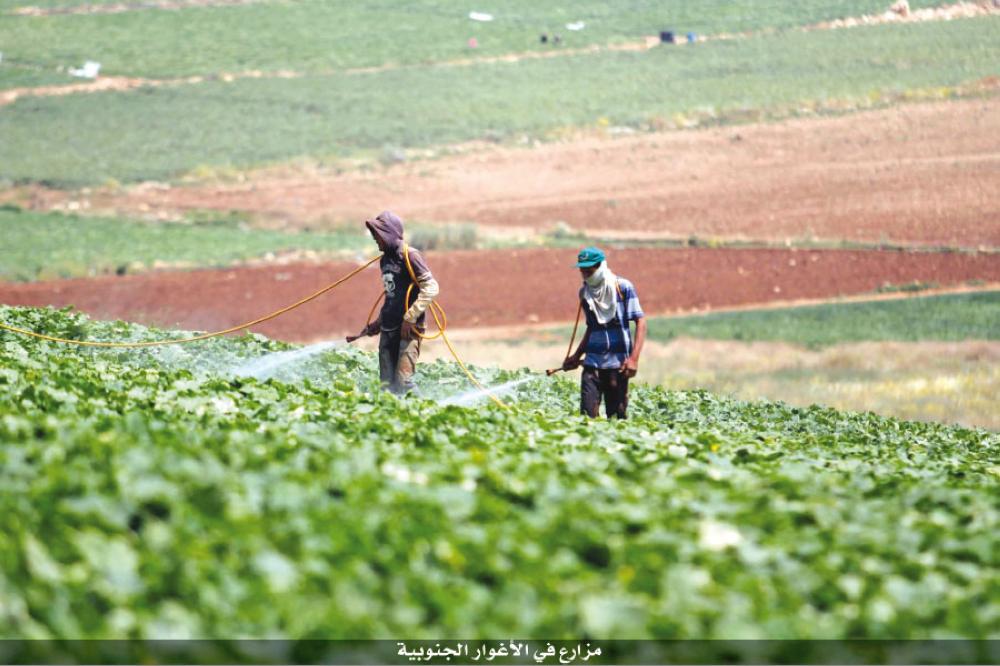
[561,247,646,419]
[347,211,439,394]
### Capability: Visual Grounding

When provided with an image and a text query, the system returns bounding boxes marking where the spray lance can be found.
[546,300,585,376]
[547,266,628,377]
[546,358,582,376]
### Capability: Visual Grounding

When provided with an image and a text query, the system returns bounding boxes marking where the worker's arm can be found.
[562,326,591,370]
[403,272,439,323]
[620,316,646,378]
[400,270,439,340]
[346,314,381,343]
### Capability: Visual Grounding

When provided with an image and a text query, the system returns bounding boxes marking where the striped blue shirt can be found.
[580,278,645,370]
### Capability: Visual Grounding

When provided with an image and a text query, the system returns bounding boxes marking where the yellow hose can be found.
[4,244,510,409]
[400,242,509,410]
[0,255,381,348]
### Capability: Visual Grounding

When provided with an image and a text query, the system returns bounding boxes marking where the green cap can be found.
[574,246,605,268]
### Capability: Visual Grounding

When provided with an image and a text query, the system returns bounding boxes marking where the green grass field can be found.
[0,67,73,90]
[0,209,499,281]
[6,0,137,7]
[645,291,1000,347]
[0,208,372,281]
[0,0,951,82]
[2,16,997,186]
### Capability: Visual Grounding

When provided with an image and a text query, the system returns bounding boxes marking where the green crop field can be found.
[0,68,70,90]
[3,0,999,658]
[0,208,373,281]
[645,291,1000,348]
[0,208,492,281]
[0,306,997,659]
[2,15,997,186]
[0,0,951,82]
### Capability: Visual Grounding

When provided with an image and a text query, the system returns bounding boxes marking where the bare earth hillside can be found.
[21,96,998,248]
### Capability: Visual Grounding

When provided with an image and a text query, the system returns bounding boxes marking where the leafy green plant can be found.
[0,305,996,654]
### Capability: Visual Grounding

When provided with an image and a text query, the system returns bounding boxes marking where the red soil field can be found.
[2,247,997,343]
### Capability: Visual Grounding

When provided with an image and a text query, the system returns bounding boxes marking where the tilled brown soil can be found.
[18,96,999,249]
[2,247,997,343]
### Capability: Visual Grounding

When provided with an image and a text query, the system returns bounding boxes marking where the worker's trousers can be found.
[378,329,421,394]
[580,366,630,419]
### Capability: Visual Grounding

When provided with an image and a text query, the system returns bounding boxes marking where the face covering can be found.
[583,261,618,325]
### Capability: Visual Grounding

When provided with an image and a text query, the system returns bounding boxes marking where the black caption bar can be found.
[1,639,997,665]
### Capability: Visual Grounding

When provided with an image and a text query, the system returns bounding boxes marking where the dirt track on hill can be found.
[5,2,996,107]
[2,248,998,343]
[24,96,998,249]
[9,0,263,16]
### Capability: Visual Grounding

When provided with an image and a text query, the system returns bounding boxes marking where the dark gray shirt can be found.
[379,248,430,332]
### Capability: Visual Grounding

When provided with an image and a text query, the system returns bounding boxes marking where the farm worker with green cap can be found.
[347,211,439,394]
[562,246,647,419]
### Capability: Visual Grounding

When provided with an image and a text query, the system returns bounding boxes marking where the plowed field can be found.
[2,248,997,342]
[26,96,1000,248]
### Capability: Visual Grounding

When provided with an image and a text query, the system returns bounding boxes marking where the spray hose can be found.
[1,246,509,408]
[0,256,381,347]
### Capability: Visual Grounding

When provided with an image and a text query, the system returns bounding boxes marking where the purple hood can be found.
[366,210,405,254]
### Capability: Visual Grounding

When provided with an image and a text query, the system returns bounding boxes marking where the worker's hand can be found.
[620,357,639,378]
[562,356,581,371]
[400,319,416,341]
[346,327,368,343]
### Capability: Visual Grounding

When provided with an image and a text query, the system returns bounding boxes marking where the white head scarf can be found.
[583,260,618,325]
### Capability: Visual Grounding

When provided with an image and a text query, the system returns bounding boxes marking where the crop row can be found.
[0,305,996,657]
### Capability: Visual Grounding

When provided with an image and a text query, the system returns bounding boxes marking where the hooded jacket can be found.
[365,211,439,333]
